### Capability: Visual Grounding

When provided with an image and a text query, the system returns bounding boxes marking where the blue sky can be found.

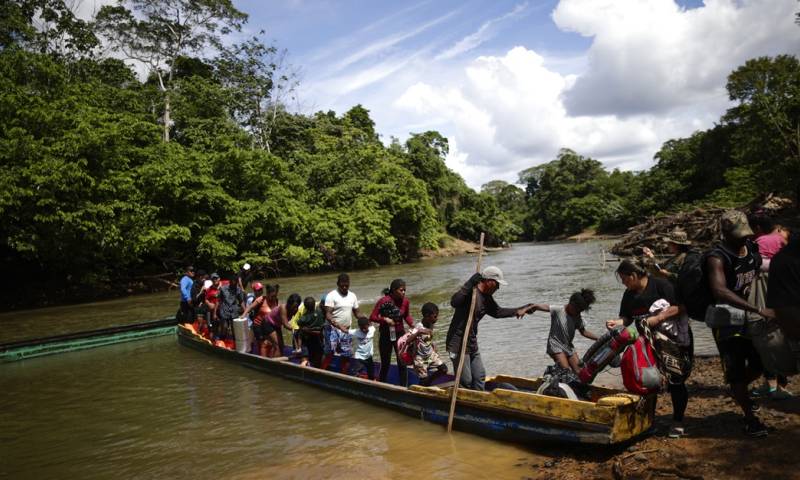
[234,0,797,188]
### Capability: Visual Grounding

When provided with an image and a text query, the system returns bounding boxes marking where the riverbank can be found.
[512,356,799,480]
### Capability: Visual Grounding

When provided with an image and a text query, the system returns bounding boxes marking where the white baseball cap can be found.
[482,266,508,285]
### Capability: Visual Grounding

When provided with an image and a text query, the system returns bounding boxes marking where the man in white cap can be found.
[445,266,533,390]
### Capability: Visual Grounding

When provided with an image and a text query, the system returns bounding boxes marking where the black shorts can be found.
[714,333,763,384]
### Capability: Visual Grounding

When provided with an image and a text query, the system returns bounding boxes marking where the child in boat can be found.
[409,302,448,386]
[527,289,599,375]
[349,316,376,379]
[297,296,326,367]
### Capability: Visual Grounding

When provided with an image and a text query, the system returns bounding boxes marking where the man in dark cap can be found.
[706,210,775,437]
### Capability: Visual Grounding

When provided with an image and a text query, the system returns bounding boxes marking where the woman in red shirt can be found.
[369,279,415,386]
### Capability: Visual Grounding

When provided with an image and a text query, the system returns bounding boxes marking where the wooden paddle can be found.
[447,232,485,433]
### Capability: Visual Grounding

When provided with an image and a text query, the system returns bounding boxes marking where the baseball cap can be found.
[482,266,508,285]
[252,281,263,291]
[720,210,754,240]
[210,272,220,280]
[242,263,251,271]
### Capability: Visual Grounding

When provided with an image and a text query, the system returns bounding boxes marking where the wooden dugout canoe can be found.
[177,324,656,445]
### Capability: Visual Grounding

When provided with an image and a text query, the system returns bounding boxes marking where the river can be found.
[0,241,717,479]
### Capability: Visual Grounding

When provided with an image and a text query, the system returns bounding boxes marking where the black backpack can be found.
[676,249,714,321]
[677,245,743,321]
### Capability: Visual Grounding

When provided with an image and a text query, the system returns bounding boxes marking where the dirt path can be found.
[511,357,800,480]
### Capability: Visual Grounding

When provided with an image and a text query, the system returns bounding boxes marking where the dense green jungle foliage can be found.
[0,1,797,307]
[0,0,521,306]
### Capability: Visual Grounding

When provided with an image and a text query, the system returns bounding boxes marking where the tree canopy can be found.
[0,1,797,307]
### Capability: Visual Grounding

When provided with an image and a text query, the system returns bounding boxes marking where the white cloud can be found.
[553,0,800,116]
[389,0,800,188]
[294,0,798,189]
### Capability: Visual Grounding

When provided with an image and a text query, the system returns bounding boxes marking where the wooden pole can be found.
[447,232,485,433]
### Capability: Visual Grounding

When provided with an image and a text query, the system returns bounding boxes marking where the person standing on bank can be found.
[706,210,774,437]
[178,266,195,324]
[369,279,415,386]
[446,266,532,391]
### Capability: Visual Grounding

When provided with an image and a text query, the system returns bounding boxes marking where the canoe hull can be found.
[177,326,655,445]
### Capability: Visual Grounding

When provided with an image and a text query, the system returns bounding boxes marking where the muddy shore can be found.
[512,356,799,480]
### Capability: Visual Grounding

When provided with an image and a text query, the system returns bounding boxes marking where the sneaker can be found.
[667,426,685,438]
[770,388,793,401]
[744,417,769,438]
[750,384,772,398]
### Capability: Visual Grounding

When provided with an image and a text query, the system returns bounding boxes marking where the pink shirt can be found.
[756,233,786,260]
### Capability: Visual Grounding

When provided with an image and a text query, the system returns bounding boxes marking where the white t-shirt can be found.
[325,289,359,329]
[349,325,375,360]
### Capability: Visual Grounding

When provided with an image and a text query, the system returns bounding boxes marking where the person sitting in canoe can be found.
[446,266,533,391]
[525,289,599,375]
[322,273,369,374]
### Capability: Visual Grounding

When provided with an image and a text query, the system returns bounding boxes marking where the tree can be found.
[724,55,800,198]
[214,34,299,153]
[95,0,247,142]
[0,0,97,57]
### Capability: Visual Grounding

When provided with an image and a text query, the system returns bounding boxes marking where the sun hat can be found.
[661,229,691,246]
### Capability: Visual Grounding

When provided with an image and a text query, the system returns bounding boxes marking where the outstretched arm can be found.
[579,327,599,341]
[526,303,550,314]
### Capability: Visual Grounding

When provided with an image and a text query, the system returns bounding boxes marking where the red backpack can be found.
[620,336,662,395]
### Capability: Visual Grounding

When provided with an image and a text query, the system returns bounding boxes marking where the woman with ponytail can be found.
[608,258,693,439]
[369,279,415,386]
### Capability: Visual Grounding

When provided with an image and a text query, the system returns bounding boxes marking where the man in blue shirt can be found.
[179,266,195,324]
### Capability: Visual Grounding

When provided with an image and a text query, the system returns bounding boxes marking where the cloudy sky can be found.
[82,0,800,189]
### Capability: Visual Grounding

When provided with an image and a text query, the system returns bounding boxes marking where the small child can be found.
[349,317,376,379]
[527,289,599,375]
[289,297,309,355]
[409,302,448,386]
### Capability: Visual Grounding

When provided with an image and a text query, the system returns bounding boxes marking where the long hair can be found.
[382,278,406,296]
[616,258,648,280]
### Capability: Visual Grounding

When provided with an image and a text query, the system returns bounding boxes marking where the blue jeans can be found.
[449,350,486,391]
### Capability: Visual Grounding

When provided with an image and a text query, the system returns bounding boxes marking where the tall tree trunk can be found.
[163,91,171,142]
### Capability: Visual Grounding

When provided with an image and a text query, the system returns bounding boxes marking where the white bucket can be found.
[233,317,250,353]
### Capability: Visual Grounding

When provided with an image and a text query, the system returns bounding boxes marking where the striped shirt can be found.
[546,306,585,356]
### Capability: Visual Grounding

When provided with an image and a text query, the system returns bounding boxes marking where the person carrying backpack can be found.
[642,229,693,284]
[706,210,776,437]
[606,258,691,438]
